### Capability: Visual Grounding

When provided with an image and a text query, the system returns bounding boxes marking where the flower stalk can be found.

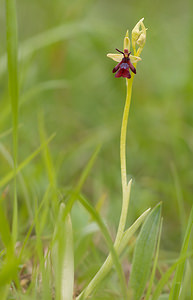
[120,76,134,193]
[77,18,147,300]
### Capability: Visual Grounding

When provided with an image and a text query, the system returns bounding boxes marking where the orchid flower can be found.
[107,18,146,79]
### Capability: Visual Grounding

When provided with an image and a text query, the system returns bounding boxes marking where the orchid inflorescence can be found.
[107,18,146,79]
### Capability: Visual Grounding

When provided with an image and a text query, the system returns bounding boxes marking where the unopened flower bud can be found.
[132,18,146,54]
[123,30,130,51]
[137,32,146,47]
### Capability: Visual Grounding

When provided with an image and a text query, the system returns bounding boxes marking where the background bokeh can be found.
[1,0,193,255]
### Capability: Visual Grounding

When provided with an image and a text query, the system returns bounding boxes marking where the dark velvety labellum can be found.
[112,49,136,79]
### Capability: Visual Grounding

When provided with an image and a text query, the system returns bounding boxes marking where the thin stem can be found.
[6,0,19,243]
[120,77,133,194]
[115,75,134,247]
[76,75,135,300]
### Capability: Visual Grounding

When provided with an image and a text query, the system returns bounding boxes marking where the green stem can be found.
[76,76,135,300]
[115,75,134,246]
[6,0,19,243]
[120,77,133,194]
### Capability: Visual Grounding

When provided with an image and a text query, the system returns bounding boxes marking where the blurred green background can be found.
[1,0,193,254]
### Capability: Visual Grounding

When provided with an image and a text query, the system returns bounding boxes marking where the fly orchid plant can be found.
[76,19,147,300]
[107,19,147,239]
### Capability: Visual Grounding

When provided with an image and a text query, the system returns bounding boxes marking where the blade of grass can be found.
[0,127,14,140]
[0,133,55,189]
[169,206,193,300]
[77,194,128,300]
[191,269,193,299]
[6,0,19,243]
[62,145,101,222]
[0,197,18,288]
[0,21,86,77]
[170,163,186,236]
[18,186,51,260]
[34,197,52,300]
[76,197,150,300]
[0,197,14,255]
[118,208,151,255]
[53,203,74,300]
[151,251,193,300]
[0,142,32,218]
[1,80,68,125]
[38,110,56,189]
[0,286,9,300]
[179,261,192,300]
[129,203,162,300]
[144,218,163,300]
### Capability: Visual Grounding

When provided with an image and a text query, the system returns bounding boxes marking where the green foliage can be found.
[1,0,193,299]
[169,207,193,300]
[129,203,162,300]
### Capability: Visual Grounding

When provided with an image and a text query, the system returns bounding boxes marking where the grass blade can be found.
[0,134,55,189]
[129,203,162,300]
[77,194,128,300]
[76,200,150,300]
[6,0,19,243]
[1,80,69,125]
[169,206,193,300]
[144,218,163,300]
[151,251,193,300]
[62,145,101,222]
[119,208,151,255]
[0,22,86,77]
[53,204,74,300]
[170,163,186,236]
[0,197,18,288]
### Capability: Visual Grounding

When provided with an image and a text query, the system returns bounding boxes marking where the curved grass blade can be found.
[179,261,192,300]
[0,22,86,77]
[61,145,101,222]
[0,134,55,189]
[129,203,162,300]
[151,251,193,300]
[0,142,32,218]
[144,218,163,300]
[118,208,151,255]
[76,197,150,300]
[1,80,69,124]
[169,206,193,300]
[77,194,128,300]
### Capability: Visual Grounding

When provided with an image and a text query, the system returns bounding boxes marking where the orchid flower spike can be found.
[107,18,146,79]
[132,18,147,56]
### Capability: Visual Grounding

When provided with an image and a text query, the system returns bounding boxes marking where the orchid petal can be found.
[124,30,130,51]
[130,55,141,63]
[107,53,122,62]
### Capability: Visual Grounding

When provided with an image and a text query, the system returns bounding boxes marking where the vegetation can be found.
[0,0,193,299]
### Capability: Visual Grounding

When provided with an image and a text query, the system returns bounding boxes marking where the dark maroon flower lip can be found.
[112,48,136,79]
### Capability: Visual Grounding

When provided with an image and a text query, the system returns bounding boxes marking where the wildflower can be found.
[107,18,146,79]
[110,48,138,79]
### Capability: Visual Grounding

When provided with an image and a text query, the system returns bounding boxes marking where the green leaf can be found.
[151,251,193,300]
[77,194,128,300]
[169,206,193,300]
[144,218,163,300]
[129,203,162,300]
[53,204,74,300]
[119,208,151,255]
[76,204,150,300]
